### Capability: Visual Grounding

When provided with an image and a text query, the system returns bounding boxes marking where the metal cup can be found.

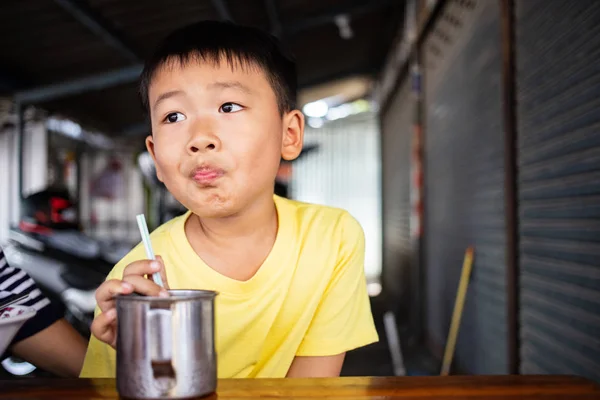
[116,290,217,399]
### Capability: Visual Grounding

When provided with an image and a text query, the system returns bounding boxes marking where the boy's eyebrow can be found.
[208,81,254,94]
[153,90,184,112]
[152,82,253,112]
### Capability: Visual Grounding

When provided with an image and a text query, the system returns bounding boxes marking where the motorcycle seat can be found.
[60,269,104,291]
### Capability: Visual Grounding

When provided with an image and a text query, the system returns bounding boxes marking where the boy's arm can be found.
[286,353,346,378]
[288,212,378,377]
[1,248,86,377]
[10,318,87,377]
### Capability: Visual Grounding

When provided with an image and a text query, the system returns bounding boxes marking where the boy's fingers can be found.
[144,256,170,291]
[123,275,169,297]
[96,280,134,312]
[155,255,170,290]
[91,309,117,349]
[123,259,162,277]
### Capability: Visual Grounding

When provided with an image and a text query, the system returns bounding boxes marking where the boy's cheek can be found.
[152,150,176,182]
[153,162,165,182]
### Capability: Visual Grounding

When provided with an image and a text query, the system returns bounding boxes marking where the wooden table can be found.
[0,375,598,399]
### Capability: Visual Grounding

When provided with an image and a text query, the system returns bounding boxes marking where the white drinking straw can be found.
[136,214,164,287]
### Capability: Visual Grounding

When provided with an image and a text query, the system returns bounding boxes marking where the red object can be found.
[411,125,423,238]
[19,221,52,235]
[50,197,72,224]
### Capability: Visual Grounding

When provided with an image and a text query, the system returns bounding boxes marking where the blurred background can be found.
[0,0,599,383]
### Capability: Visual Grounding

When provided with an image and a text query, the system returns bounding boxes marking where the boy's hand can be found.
[90,256,170,349]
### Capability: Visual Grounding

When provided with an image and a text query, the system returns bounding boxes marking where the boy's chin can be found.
[187,201,236,219]
[182,194,242,219]
[178,186,275,220]
[192,206,237,219]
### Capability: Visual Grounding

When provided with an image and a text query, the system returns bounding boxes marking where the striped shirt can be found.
[0,247,62,352]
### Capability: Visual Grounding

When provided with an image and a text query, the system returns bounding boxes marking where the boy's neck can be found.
[187,194,278,246]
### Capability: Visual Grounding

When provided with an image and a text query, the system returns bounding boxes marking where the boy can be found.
[80,20,378,379]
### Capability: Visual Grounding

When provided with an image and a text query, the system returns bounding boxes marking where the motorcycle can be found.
[1,187,130,377]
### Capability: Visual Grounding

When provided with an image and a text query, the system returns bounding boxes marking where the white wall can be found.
[23,121,48,197]
[291,112,382,282]
[0,127,16,244]
[0,103,48,244]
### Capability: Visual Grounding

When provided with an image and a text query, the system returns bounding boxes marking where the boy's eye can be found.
[219,103,243,113]
[164,112,186,123]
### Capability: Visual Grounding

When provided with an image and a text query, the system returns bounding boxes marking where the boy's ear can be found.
[145,135,164,182]
[281,110,304,161]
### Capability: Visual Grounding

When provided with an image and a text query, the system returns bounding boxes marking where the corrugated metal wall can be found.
[515,0,600,381]
[380,79,414,314]
[423,0,507,373]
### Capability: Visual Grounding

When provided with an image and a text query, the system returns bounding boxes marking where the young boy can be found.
[80,20,378,379]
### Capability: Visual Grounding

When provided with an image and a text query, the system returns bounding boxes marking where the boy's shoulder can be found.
[278,195,348,219]
[276,196,363,239]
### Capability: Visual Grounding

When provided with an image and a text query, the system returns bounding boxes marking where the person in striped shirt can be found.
[0,247,86,377]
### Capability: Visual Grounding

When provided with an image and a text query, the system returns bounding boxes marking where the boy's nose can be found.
[187,133,220,154]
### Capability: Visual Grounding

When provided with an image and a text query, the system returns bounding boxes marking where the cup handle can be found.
[148,308,176,392]
[148,309,172,363]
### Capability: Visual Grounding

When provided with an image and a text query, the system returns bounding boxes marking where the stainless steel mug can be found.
[116,290,218,399]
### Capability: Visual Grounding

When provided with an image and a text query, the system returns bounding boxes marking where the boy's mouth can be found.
[190,165,225,185]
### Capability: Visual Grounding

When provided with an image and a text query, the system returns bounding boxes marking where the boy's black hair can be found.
[139,20,297,115]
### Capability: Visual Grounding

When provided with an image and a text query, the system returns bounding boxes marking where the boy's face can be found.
[145,57,304,218]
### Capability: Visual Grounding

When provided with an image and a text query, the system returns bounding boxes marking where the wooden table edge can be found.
[0,375,598,398]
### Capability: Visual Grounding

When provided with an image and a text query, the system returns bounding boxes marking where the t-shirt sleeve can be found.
[296,212,379,357]
[79,310,117,378]
[0,249,63,353]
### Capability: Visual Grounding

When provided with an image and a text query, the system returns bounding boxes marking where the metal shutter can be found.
[423,0,507,373]
[381,79,413,315]
[515,0,600,381]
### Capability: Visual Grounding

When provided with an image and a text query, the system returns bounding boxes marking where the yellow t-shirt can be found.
[80,195,378,378]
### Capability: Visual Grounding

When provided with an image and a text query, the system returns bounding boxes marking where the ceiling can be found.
[0,0,404,139]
